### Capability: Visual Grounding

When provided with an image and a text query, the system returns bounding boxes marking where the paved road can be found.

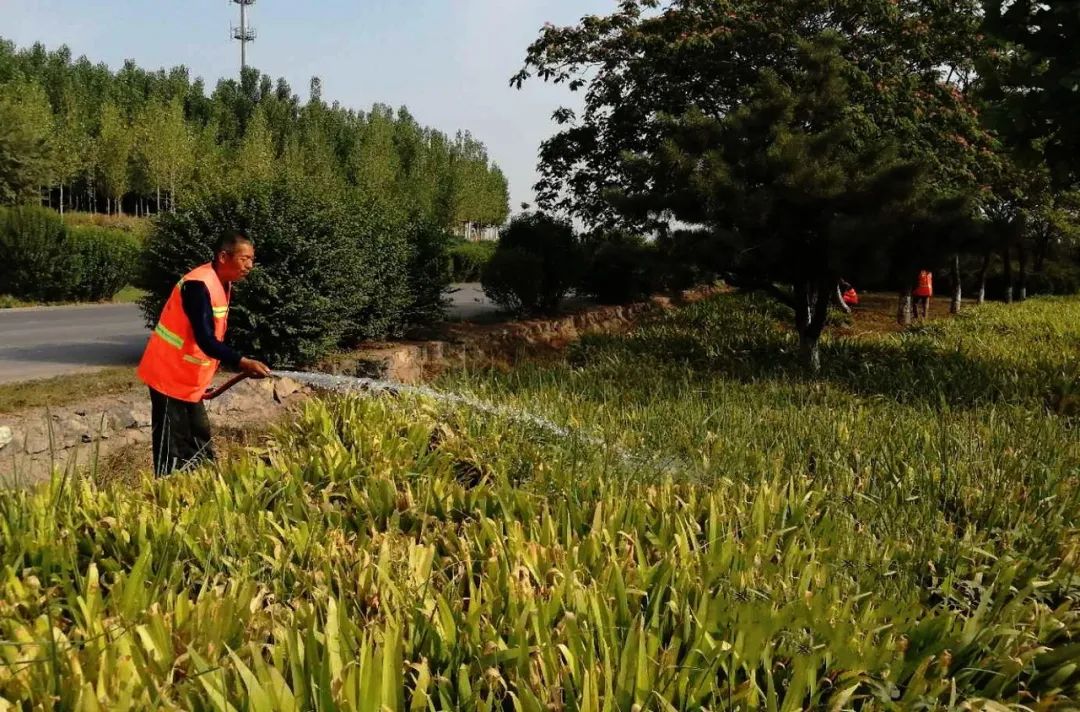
[0,284,499,384]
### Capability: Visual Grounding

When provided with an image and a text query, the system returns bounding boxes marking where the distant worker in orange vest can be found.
[912,269,934,319]
[839,279,859,307]
[137,232,272,476]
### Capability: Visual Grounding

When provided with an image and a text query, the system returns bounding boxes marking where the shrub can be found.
[0,207,141,303]
[480,248,546,315]
[448,240,497,282]
[0,206,69,301]
[481,213,580,315]
[67,226,141,301]
[140,178,449,367]
[396,222,454,331]
[579,231,660,304]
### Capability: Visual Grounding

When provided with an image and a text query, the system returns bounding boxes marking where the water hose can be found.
[202,373,252,401]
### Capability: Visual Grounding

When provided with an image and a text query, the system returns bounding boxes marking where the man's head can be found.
[213,232,255,282]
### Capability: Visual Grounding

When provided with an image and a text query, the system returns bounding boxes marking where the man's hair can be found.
[216,231,253,255]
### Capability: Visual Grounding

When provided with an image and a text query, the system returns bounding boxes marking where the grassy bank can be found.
[0,367,141,414]
[0,286,145,310]
[0,294,1078,709]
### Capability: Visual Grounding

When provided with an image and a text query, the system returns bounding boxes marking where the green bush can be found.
[481,213,581,315]
[399,222,454,329]
[0,206,69,301]
[0,207,137,302]
[67,226,141,301]
[580,232,660,304]
[480,248,546,315]
[448,240,497,282]
[139,178,450,367]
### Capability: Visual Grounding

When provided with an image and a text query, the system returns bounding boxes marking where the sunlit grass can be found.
[1,294,1078,709]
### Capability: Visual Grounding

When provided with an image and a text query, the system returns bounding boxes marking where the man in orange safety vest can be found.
[912,269,934,319]
[137,232,272,476]
[839,279,859,307]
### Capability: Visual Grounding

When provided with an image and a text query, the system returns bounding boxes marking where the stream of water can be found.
[271,370,693,479]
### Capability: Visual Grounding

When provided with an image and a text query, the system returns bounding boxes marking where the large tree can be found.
[135,98,193,212]
[0,82,53,204]
[515,0,991,369]
[95,101,131,215]
[980,0,1080,188]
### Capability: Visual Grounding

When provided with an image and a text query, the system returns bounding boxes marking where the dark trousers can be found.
[914,295,931,318]
[149,387,215,476]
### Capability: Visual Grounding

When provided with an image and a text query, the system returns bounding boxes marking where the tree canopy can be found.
[515,0,993,367]
[979,0,1080,187]
[0,38,510,230]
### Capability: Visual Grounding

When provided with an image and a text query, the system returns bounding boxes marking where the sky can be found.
[2,0,620,213]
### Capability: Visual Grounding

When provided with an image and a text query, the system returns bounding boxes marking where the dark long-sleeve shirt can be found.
[180,281,242,370]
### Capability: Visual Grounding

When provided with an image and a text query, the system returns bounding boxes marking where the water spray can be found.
[208,370,694,479]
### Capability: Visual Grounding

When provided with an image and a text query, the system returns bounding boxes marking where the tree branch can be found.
[722,272,797,310]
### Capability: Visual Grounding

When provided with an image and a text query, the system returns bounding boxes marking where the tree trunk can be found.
[1002,246,1013,304]
[977,251,991,304]
[59,183,64,217]
[800,335,821,374]
[1035,224,1049,273]
[950,253,961,314]
[795,279,830,374]
[897,290,912,326]
[834,283,851,314]
[157,186,161,214]
[1017,241,1028,302]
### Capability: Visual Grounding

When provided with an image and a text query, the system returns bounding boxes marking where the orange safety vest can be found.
[137,263,231,403]
[913,270,933,297]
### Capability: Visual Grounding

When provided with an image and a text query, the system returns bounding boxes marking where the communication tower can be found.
[231,0,257,74]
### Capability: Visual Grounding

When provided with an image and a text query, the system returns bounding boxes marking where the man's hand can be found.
[239,357,272,379]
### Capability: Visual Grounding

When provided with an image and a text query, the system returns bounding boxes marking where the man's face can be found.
[216,241,255,282]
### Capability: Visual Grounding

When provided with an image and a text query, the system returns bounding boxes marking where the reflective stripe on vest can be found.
[154,322,184,349]
[137,263,231,403]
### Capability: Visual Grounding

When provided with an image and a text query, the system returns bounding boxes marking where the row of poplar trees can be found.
[0,39,510,230]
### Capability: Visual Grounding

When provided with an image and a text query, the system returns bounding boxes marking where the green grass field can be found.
[0,286,145,309]
[1,294,1078,709]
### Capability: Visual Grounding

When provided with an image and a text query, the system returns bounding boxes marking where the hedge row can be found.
[0,206,140,303]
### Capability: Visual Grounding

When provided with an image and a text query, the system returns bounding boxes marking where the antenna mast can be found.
[231,0,257,75]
